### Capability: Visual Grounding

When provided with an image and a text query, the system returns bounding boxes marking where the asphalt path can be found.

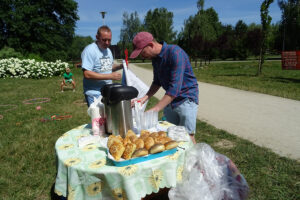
[124,63,300,161]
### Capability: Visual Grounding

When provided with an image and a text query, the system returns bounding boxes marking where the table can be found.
[54,124,193,200]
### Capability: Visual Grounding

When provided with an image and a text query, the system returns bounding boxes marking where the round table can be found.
[54,124,193,200]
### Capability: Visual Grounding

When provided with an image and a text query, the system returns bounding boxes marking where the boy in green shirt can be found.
[61,67,76,92]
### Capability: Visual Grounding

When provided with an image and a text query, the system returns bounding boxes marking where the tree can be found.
[232,20,248,60]
[278,0,300,51]
[67,36,93,61]
[216,25,235,60]
[119,11,142,58]
[246,26,263,56]
[0,0,79,61]
[258,0,274,75]
[179,4,221,66]
[143,8,177,43]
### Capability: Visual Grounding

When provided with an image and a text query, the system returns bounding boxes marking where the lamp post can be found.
[100,11,106,25]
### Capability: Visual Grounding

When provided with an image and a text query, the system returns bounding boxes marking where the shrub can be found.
[0,47,24,59]
[0,58,69,79]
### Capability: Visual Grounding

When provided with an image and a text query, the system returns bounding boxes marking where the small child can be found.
[61,67,76,92]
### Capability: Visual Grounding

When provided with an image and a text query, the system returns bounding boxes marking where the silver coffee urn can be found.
[101,84,138,137]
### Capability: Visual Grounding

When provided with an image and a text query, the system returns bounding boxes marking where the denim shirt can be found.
[152,42,199,108]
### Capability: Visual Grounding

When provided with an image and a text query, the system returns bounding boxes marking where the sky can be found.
[74,0,282,45]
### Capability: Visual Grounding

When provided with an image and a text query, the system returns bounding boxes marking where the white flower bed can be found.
[0,58,69,79]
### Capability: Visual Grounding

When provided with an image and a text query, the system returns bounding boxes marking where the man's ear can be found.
[148,42,154,48]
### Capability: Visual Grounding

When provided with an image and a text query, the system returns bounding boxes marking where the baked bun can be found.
[158,131,167,137]
[107,135,123,149]
[150,132,159,138]
[129,135,138,143]
[144,137,155,150]
[126,129,136,138]
[140,130,150,137]
[134,138,144,149]
[149,144,165,154]
[154,136,172,144]
[109,142,125,161]
[164,141,178,150]
[123,137,132,146]
[122,143,137,160]
[132,148,148,158]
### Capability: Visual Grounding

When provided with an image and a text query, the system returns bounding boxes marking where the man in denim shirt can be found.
[130,32,199,144]
[81,26,123,107]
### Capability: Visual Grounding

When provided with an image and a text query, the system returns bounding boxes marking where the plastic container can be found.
[108,148,177,167]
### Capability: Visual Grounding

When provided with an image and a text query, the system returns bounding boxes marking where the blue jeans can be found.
[163,99,198,134]
[84,93,100,107]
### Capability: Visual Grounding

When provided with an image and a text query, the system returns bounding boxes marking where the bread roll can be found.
[123,137,132,146]
[158,131,167,137]
[140,130,150,137]
[149,144,165,154]
[134,138,144,149]
[150,132,159,138]
[154,136,172,144]
[109,142,125,161]
[164,141,178,150]
[132,148,148,158]
[122,143,136,160]
[129,135,138,143]
[144,137,155,150]
[107,135,122,148]
[126,129,136,138]
[140,134,149,141]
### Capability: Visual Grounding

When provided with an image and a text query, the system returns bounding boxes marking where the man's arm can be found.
[138,83,161,104]
[112,63,123,72]
[148,94,175,112]
[83,70,121,80]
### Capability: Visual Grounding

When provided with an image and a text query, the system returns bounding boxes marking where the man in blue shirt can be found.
[130,32,199,144]
[81,26,123,107]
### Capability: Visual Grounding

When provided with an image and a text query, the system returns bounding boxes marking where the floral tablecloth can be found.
[54,124,193,200]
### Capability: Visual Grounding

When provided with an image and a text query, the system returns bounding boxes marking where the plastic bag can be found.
[121,60,149,99]
[87,96,105,136]
[122,60,151,131]
[167,126,191,142]
[133,101,158,132]
[169,143,249,200]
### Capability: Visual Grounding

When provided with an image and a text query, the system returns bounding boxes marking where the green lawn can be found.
[0,67,299,199]
[134,60,300,101]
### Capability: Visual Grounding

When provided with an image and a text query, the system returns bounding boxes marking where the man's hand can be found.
[137,95,149,105]
[110,72,122,80]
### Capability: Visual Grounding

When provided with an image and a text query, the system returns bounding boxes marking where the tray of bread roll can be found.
[107,129,178,167]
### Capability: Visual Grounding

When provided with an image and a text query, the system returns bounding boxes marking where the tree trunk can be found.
[258,47,263,76]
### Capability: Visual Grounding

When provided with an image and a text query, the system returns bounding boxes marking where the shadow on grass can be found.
[213,73,257,77]
[269,77,300,83]
[51,183,66,200]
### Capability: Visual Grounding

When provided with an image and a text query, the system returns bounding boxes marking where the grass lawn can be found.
[0,66,299,199]
[134,60,300,101]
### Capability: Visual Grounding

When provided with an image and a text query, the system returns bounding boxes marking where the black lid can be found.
[108,86,138,104]
[101,83,122,98]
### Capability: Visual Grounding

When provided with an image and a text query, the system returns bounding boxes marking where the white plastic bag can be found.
[169,143,249,200]
[122,60,151,130]
[87,96,105,136]
[121,60,149,99]
[167,126,191,142]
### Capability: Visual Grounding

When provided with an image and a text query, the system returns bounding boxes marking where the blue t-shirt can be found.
[152,42,199,108]
[81,42,113,96]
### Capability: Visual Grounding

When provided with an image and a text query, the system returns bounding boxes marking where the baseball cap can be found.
[130,32,153,58]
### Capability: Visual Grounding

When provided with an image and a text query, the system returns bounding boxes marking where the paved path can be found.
[126,63,300,161]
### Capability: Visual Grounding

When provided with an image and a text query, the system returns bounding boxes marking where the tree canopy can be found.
[0,0,79,61]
